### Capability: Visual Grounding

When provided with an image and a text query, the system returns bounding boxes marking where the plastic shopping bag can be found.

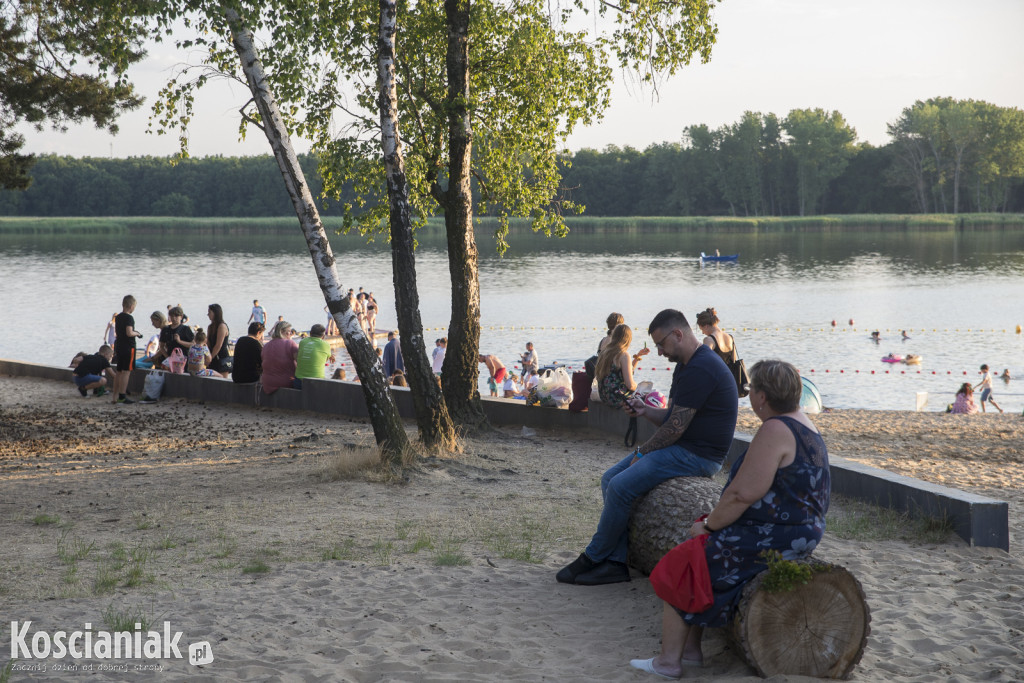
[535,367,573,408]
[168,348,187,374]
[143,370,165,401]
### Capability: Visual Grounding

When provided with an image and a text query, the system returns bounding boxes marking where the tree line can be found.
[3,98,1022,219]
[0,154,348,217]
[560,99,1024,217]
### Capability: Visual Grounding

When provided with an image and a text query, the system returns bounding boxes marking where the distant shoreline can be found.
[2,213,1024,236]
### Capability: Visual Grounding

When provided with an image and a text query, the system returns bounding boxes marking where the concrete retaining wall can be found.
[3,359,1008,550]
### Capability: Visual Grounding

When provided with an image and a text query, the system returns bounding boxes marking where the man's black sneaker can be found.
[556,552,599,584]
[574,560,631,586]
[78,387,88,397]
[116,397,134,404]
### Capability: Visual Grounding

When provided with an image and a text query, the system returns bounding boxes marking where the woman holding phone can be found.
[595,324,648,408]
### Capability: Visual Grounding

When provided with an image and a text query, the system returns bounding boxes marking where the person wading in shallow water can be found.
[556,308,738,586]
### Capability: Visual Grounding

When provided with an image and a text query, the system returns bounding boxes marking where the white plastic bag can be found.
[535,367,573,407]
[143,370,165,400]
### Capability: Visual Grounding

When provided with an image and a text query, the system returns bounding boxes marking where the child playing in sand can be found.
[187,330,223,378]
[949,383,979,414]
[72,345,116,397]
[974,364,1004,413]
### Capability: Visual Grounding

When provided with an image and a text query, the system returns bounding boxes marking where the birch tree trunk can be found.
[438,0,488,430]
[377,0,456,448]
[225,8,409,467]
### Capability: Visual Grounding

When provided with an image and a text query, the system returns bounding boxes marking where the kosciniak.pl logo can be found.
[10,621,213,666]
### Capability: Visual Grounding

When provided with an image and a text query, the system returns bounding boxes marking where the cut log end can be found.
[731,562,871,679]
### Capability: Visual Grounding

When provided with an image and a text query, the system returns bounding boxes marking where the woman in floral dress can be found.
[595,324,647,407]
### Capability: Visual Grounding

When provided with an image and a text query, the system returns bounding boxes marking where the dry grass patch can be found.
[314,443,393,482]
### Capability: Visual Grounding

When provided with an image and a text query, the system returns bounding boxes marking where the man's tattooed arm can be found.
[638,405,696,455]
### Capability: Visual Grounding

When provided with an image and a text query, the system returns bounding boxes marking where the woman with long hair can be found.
[950,382,979,414]
[206,303,230,374]
[596,324,643,408]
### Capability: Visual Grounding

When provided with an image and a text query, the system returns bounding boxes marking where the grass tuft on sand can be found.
[828,495,955,544]
[102,603,152,632]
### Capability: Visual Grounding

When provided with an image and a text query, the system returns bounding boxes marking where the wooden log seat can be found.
[628,476,871,679]
[627,476,720,575]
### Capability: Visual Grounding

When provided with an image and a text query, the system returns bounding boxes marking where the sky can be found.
[16,0,1024,159]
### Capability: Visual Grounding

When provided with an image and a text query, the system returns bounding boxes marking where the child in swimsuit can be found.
[188,330,221,377]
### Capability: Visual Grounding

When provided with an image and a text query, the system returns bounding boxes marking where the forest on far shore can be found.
[2,98,1022,219]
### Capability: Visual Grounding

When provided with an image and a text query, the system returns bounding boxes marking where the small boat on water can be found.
[903,354,923,365]
[700,252,739,262]
[881,354,903,363]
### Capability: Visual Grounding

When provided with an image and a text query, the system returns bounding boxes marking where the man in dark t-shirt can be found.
[557,308,738,586]
[72,345,116,397]
[232,322,265,383]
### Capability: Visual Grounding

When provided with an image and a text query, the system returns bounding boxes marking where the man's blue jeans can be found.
[585,444,721,564]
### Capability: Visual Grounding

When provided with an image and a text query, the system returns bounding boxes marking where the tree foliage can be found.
[783,108,856,216]
[0,154,338,216]
[229,0,616,254]
[0,0,147,189]
[888,97,1024,213]
[558,100,1024,216]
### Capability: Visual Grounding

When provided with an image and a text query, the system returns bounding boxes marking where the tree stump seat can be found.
[628,475,720,574]
[627,476,870,679]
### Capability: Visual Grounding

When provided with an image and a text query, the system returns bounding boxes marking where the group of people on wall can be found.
[74,296,232,404]
[78,293,397,399]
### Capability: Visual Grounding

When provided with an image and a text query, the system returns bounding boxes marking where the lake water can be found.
[2,226,1023,412]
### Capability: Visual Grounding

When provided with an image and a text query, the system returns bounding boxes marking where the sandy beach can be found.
[1,374,1023,681]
